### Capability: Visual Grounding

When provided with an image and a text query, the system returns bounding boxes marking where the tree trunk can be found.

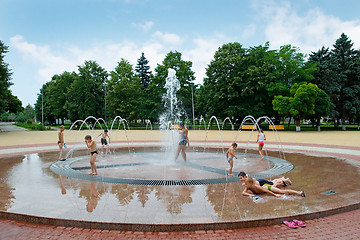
[287,116,291,128]
[295,118,301,132]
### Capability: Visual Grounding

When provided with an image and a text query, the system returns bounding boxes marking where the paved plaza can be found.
[0,123,359,239]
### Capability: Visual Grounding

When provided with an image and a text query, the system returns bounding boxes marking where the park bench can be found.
[241,125,256,130]
[269,125,285,130]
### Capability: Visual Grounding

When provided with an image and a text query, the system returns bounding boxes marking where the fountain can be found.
[0,69,359,232]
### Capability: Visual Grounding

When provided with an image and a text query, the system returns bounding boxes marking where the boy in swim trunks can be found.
[85,135,98,175]
[242,177,305,198]
[58,125,66,161]
[242,177,280,197]
[238,171,292,188]
[98,129,110,154]
[226,143,238,176]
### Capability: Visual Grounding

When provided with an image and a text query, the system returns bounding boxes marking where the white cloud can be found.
[242,24,257,40]
[184,37,223,84]
[253,0,360,54]
[152,31,184,46]
[9,32,197,86]
[132,21,154,32]
[10,35,77,83]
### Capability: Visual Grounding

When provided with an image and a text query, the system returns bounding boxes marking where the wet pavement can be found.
[0,130,359,238]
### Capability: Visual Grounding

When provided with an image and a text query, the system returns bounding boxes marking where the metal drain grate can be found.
[321,190,337,195]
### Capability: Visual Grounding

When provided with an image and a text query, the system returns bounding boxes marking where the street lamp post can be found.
[41,87,44,129]
[104,82,107,122]
[191,86,195,130]
[184,83,195,129]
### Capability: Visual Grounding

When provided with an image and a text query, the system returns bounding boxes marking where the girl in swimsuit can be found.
[256,129,266,160]
[174,123,189,161]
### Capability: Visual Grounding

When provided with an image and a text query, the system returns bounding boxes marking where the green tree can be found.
[198,42,315,123]
[16,104,35,123]
[4,90,23,113]
[198,42,247,119]
[308,47,337,119]
[329,33,360,130]
[35,82,56,124]
[313,89,330,129]
[0,41,13,114]
[65,61,107,121]
[135,52,152,90]
[238,43,278,118]
[273,83,327,131]
[106,59,142,120]
[267,45,317,123]
[47,71,77,124]
[135,53,155,123]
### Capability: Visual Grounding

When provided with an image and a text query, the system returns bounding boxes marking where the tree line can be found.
[0,41,23,117]
[1,33,359,130]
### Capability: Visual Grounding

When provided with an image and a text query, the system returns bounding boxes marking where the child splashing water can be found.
[98,129,110,154]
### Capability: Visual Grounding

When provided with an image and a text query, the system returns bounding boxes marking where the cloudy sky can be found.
[1,0,360,107]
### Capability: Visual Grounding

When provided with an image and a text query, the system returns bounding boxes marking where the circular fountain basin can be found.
[0,146,359,231]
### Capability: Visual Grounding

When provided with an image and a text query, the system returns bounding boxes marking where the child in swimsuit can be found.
[242,177,305,198]
[58,125,66,161]
[174,123,190,161]
[98,129,110,154]
[85,135,98,175]
[256,129,266,160]
[226,143,238,176]
[238,171,292,188]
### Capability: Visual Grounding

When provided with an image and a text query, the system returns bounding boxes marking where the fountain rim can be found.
[0,203,358,232]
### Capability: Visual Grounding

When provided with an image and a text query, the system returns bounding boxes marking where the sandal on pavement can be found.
[282,221,297,229]
[293,219,306,227]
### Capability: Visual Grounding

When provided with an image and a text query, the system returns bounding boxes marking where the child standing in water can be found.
[175,123,190,161]
[58,125,66,161]
[85,135,98,175]
[256,129,266,160]
[226,143,238,176]
[98,129,110,154]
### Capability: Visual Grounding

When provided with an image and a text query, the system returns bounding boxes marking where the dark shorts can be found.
[91,151,98,155]
[101,138,108,145]
[258,179,273,186]
[179,139,187,146]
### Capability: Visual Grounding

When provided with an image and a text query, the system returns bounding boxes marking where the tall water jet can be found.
[158,69,185,162]
[159,69,182,129]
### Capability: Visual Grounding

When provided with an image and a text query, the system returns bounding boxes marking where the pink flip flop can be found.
[293,219,306,227]
[282,221,297,229]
